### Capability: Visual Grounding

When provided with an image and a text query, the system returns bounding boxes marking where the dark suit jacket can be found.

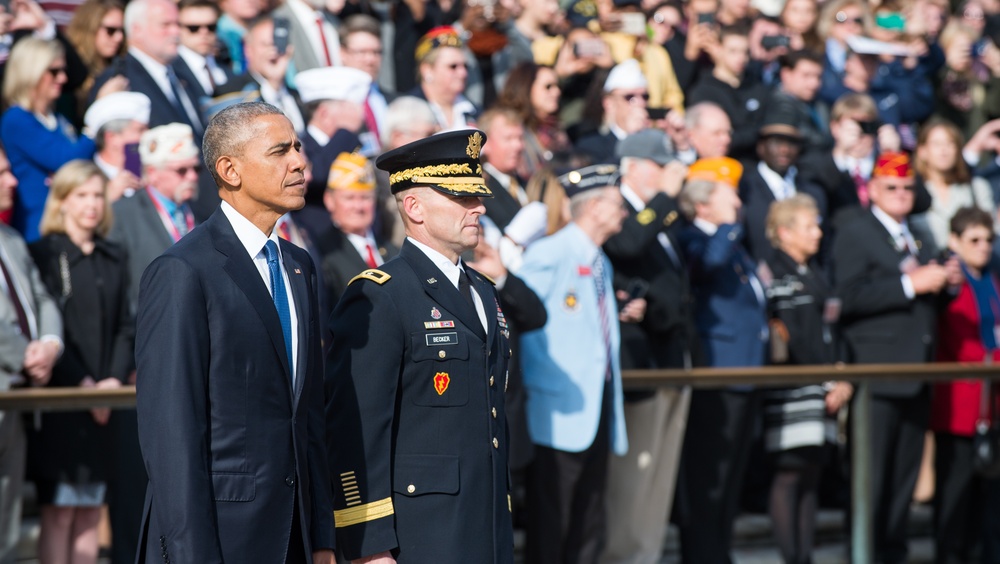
[604,192,699,382]
[482,171,522,231]
[171,54,234,100]
[302,129,362,210]
[326,240,513,562]
[738,164,828,265]
[575,130,619,165]
[314,225,398,312]
[107,190,188,312]
[89,53,204,138]
[135,210,333,563]
[832,210,945,397]
[679,223,768,368]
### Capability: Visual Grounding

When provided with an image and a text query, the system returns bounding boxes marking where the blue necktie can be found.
[263,240,293,375]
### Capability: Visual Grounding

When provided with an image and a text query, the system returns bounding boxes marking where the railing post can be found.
[851,382,873,564]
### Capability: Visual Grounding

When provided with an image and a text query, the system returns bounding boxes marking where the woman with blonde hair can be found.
[27,159,132,564]
[1,38,96,242]
[411,26,479,131]
[65,0,127,111]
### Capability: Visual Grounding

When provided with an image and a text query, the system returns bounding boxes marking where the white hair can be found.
[383,96,436,140]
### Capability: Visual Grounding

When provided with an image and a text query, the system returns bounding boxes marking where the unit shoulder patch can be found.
[348,269,392,286]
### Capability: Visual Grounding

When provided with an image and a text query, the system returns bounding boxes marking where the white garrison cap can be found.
[295,67,372,105]
[603,59,648,92]
[139,123,199,168]
[84,91,151,133]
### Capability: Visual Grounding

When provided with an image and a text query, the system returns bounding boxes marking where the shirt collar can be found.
[177,45,207,69]
[306,125,330,147]
[407,236,466,289]
[482,162,511,189]
[221,200,281,261]
[129,46,169,77]
[694,217,718,235]
[756,161,798,198]
[871,204,907,238]
[619,183,644,211]
[147,185,180,216]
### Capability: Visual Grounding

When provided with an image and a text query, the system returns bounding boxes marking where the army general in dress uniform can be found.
[326,129,513,563]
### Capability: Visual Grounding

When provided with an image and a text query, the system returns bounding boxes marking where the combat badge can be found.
[434,372,450,395]
[431,307,442,319]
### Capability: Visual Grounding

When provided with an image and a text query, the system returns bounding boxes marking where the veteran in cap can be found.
[517,164,632,563]
[325,129,513,563]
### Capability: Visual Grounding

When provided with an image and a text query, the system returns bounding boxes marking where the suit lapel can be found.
[281,242,310,407]
[137,191,178,249]
[469,269,497,345]
[400,242,485,341]
[211,213,293,383]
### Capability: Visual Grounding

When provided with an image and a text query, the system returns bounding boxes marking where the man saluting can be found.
[326,130,513,563]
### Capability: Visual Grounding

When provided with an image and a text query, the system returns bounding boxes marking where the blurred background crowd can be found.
[1,0,1000,561]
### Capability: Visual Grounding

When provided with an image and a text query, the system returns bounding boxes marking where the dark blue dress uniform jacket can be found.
[326,239,514,562]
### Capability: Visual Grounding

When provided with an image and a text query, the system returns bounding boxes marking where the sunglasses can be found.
[169,165,201,176]
[835,11,864,24]
[883,182,914,192]
[46,66,66,77]
[102,25,124,36]
[183,23,217,33]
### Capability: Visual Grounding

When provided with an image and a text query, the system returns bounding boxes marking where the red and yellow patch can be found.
[434,372,450,395]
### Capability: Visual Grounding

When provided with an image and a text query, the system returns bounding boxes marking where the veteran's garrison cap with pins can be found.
[375,129,494,198]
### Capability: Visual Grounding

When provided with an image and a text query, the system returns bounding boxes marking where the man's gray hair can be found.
[383,96,436,142]
[202,101,286,186]
[569,188,606,220]
[679,179,721,220]
[124,0,151,35]
[685,102,725,131]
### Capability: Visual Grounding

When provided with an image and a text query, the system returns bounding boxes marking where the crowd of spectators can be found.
[1,0,1000,562]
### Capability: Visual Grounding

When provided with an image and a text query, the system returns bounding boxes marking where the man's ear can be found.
[216,156,241,188]
[402,191,424,224]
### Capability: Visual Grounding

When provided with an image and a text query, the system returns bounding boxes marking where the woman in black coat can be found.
[27,160,133,564]
[761,194,852,564]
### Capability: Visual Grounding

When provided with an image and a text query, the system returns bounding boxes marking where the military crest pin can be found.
[564,291,579,312]
[431,307,442,319]
[434,372,450,395]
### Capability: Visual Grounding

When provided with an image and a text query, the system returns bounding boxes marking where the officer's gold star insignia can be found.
[434,372,450,395]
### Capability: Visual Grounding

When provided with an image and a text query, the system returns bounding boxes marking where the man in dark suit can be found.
[738,107,828,264]
[314,152,397,311]
[576,59,650,165]
[0,148,62,564]
[676,158,769,563]
[215,16,307,135]
[833,152,961,564]
[601,128,697,563]
[326,129,513,563]
[135,101,334,563]
[173,0,233,100]
[108,123,200,312]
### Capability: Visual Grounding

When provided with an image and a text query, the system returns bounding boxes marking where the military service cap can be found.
[375,129,493,198]
[557,164,620,198]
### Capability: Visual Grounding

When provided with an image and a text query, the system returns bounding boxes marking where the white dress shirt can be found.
[221,201,300,381]
[757,162,798,201]
[346,231,383,266]
[871,204,919,300]
[178,45,228,94]
[408,237,488,331]
[130,47,203,130]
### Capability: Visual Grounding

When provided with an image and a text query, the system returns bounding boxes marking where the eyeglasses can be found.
[168,165,201,176]
[46,66,66,77]
[346,48,383,57]
[835,11,864,24]
[183,23,217,33]
[102,25,124,36]
[883,182,914,192]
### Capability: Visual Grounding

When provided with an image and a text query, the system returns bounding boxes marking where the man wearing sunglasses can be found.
[577,59,651,165]
[833,151,962,564]
[174,0,232,98]
[108,123,201,311]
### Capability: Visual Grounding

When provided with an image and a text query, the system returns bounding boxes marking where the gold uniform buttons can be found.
[407,484,416,494]
[491,407,497,418]
[493,438,499,448]
[438,350,446,359]
[489,375,495,386]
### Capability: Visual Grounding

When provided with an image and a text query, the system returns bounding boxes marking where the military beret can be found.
[557,164,620,198]
[375,129,493,198]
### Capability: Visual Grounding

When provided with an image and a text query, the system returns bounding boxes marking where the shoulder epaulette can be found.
[479,272,497,286]
[349,269,391,286]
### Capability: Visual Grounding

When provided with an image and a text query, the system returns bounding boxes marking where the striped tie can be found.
[592,254,613,382]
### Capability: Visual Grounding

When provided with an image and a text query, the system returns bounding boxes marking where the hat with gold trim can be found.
[328,152,375,191]
[375,129,493,198]
[557,164,620,198]
[415,26,464,63]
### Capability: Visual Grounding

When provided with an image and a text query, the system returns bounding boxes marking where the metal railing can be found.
[3,362,999,563]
